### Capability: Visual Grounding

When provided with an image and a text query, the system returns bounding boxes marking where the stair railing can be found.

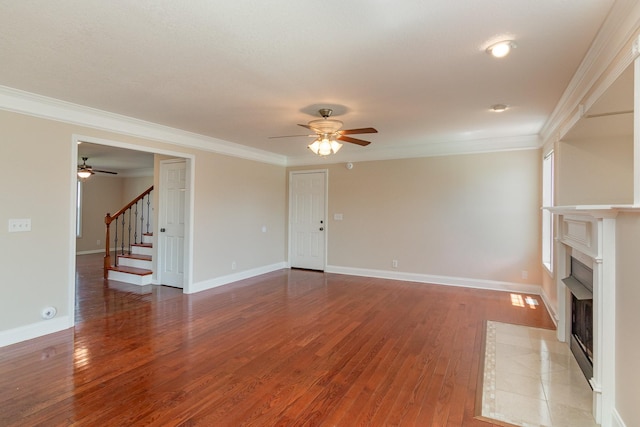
[104,186,154,278]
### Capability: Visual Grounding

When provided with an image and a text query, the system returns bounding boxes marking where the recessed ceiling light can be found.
[490,104,508,112]
[486,40,516,58]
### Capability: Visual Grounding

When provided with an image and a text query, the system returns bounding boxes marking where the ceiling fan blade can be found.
[268,134,316,139]
[298,123,324,133]
[337,135,371,146]
[92,169,118,175]
[339,127,378,135]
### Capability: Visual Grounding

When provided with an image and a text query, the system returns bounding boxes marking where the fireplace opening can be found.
[562,256,593,381]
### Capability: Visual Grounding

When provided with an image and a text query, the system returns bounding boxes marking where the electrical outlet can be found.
[231,261,237,270]
[521,270,528,279]
[392,260,398,268]
[97,239,101,246]
[8,218,31,232]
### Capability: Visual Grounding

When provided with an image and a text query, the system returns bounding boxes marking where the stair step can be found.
[108,265,152,276]
[131,243,153,256]
[118,254,152,261]
[117,253,152,270]
[107,264,153,286]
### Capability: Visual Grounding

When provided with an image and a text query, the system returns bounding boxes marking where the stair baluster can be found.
[146,193,151,234]
[134,201,139,245]
[120,214,126,256]
[104,186,154,278]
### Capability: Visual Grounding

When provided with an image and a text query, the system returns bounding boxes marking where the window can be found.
[76,180,82,237]
[542,151,554,272]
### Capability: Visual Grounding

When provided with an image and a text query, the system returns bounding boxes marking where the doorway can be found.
[289,170,327,271]
[71,135,194,325]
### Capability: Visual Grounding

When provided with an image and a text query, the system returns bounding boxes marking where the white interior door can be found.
[158,159,186,288]
[290,171,326,270]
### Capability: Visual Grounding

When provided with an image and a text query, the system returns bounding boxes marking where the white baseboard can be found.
[612,408,627,427]
[188,262,288,294]
[76,249,105,255]
[539,286,558,327]
[325,265,542,295]
[0,316,72,348]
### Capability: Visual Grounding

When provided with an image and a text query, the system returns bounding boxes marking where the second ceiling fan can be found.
[77,157,118,178]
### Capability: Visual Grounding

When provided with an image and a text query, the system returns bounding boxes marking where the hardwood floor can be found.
[1,254,554,426]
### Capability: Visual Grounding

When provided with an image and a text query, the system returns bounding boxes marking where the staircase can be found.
[103,186,154,286]
[107,233,154,285]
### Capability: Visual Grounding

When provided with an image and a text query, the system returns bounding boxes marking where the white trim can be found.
[76,249,105,255]
[0,85,286,166]
[635,55,640,205]
[286,135,540,166]
[539,285,558,327]
[612,409,628,427]
[70,134,196,295]
[189,262,287,294]
[0,317,72,348]
[69,139,78,330]
[325,265,542,295]
[540,1,640,145]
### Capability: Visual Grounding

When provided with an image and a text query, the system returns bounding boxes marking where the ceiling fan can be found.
[77,157,118,178]
[271,108,377,156]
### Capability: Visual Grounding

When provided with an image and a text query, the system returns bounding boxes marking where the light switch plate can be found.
[8,218,31,232]
[334,213,343,220]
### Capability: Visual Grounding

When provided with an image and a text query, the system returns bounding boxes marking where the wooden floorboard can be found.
[0,253,554,426]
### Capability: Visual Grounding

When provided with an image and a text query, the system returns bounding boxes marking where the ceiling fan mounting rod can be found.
[318,108,333,119]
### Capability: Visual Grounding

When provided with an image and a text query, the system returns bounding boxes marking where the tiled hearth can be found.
[481,321,597,427]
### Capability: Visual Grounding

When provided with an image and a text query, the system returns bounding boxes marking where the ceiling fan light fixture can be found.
[77,170,92,179]
[308,135,342,156]
[486,40,516,58]
[307,139,321,155]
[330,140,343,154]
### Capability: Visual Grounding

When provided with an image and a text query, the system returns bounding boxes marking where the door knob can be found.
[160,228,166,232]
[319,227,324,231]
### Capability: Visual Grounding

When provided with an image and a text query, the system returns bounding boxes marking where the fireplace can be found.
[563,256,593,380]
[550,208,620,425]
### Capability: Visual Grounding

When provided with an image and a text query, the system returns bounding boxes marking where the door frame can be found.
[70,134,195,324]
[288,169,329,270]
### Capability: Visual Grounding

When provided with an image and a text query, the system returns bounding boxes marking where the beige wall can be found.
[76,175,154,254]
[614,213,640,427]
[122,176,153,205]
[0,109,287,333]
[192,154,286,282]
[556,136,633,206]
[0,111,76,330]
[290,149,542,285]
[76,176,123,253]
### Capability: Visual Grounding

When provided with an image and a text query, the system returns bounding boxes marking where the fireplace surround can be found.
[549,206,622,426]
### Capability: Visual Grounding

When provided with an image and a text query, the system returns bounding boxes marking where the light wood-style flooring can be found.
[0,254,554,426]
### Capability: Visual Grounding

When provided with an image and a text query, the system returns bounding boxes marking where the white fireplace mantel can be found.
[544,205,640,426]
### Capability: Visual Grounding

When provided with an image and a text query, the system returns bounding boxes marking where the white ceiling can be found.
[0,1,619,164]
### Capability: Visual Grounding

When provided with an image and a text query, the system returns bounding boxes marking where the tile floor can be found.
[481,321,598,427]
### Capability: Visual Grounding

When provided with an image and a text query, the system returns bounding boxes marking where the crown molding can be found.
[540,0,640,145]
[0,85,287,166]
[285,134,540,167]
